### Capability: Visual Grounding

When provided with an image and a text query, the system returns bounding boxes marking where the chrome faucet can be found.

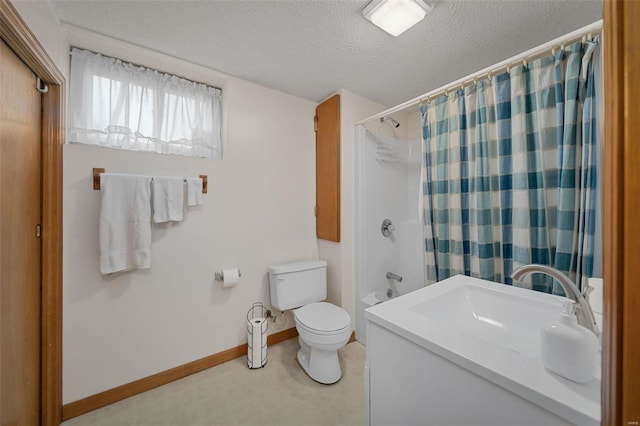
[511,264,599,336]
[386,272,403,282]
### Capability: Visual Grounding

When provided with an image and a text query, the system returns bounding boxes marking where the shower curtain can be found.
[421,40,599,294]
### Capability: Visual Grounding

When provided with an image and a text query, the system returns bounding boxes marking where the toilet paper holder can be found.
[215,269,242,282]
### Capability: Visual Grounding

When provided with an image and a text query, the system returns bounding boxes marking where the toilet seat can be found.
[294,302,351,335]
[296,320,351,337]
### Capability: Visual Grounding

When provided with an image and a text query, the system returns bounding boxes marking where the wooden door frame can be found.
[0,1,64,424]
[603,1,640,425]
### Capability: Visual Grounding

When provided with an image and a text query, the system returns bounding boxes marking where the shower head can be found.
[380,116,400,128]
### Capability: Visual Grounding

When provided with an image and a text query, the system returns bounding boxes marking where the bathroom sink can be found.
[365,274,601,425]
[367,274,570,357]
[409,280,565,355]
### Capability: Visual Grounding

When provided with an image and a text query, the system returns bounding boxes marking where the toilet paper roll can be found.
[221,268,240,288]
[248,317,267,368]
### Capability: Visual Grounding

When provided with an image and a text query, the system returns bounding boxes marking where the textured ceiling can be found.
[50,0,602,107]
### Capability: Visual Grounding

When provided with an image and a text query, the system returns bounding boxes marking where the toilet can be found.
[268,260,351,384]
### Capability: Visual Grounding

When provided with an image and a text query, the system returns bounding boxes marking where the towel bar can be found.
[92,168,207,193]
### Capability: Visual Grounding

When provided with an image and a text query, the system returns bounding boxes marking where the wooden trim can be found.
[40,83,65,426]
[267,325,299,346]
[0,1,65,425]
[0,1,64,85]
[602,1,623,424]
[620,2,640,423]
[62,327,300,421]
[603,1,640,424]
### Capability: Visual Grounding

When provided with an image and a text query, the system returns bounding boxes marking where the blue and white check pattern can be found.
[422,40,599,294]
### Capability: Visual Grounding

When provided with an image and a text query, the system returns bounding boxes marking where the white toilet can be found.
[268,260,352,384]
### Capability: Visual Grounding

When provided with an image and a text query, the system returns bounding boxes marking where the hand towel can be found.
[99,173,152,275]
[186,177,203,206]
[152,176,184,223]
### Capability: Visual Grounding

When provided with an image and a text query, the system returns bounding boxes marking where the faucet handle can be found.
[381,219,395,237]
[582,282,594,298]
[562,302,576,315]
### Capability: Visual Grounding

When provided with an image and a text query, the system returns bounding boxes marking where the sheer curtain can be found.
[69,48,222,159]
[421,40,600,294]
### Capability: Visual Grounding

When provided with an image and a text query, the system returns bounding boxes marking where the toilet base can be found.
[297,337,342,384]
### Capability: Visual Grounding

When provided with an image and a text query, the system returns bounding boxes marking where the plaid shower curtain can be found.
[421,40,599,294]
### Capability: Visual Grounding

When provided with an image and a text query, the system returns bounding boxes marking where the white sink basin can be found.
[365,274,601,425]
[410,279,565,355]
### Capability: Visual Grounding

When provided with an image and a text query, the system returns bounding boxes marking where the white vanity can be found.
[364,275,600,426]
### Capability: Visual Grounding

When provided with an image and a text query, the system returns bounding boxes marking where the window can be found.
[69,48,222,159]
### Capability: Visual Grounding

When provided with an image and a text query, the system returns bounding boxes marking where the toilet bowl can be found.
[268,260,352,385]
[294,302,351,384]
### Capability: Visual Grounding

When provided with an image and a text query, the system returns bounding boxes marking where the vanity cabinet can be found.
[365,322,573,426]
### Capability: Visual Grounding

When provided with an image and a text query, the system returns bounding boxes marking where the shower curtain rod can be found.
[357,19,603,125]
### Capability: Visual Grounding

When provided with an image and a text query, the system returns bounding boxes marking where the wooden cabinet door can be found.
[315,94,340,242]
[0,39,42,425]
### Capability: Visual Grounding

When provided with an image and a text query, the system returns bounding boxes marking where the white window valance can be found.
[69,48,222,159]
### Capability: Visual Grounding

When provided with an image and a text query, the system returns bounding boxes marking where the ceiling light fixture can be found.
[362,0,433,37]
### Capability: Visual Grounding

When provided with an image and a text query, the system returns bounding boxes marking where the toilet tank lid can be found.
[268,260,327,274]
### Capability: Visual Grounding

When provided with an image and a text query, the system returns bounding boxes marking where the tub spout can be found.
[511,264,599,336]
[386,272,403,282]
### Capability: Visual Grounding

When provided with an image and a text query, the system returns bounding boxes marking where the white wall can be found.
[318,90,386,329]
[61,27,318,404]
[13,3,319,404]
[11,0,69,79]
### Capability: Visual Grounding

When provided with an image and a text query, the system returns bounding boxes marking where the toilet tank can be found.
[268,260,327,311]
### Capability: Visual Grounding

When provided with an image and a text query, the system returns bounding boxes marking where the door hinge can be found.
[314,115,318,132]
[35,224,42,238]
[314,205,318,217]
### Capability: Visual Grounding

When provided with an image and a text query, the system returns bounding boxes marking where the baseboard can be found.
[61,327,299,421]
[267,325,299,345]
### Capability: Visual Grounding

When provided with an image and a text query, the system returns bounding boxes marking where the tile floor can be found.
[62,338,366,426]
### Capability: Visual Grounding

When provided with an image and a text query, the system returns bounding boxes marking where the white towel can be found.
[152,176,184,223]
[99,173,152,275]
[186,177,203,206]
